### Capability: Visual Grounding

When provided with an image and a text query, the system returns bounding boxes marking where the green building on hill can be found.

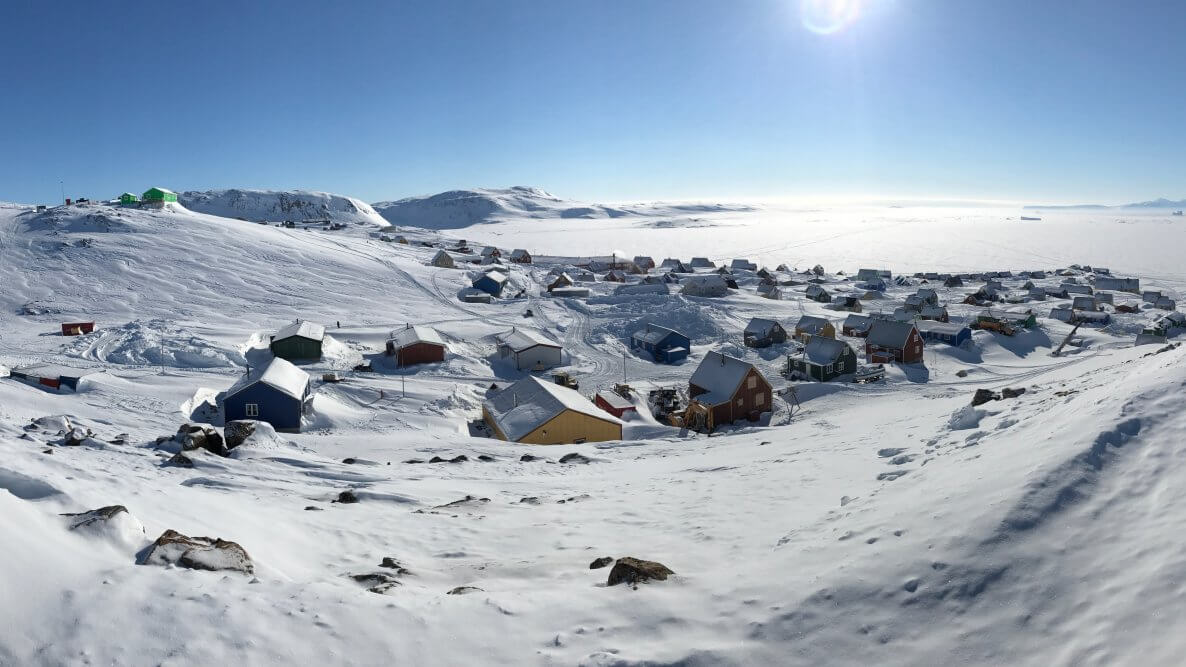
[141,187,178,207]
[118,192,139,206]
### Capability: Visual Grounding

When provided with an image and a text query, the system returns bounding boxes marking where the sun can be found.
[800,0,863,35]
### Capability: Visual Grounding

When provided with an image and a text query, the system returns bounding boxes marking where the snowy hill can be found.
[179,188,387,226]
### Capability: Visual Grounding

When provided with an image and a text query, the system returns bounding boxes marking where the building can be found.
[805,284,830,303]
[978,308,1038,329]
[510,249,532,264]
[1072,296,1100,312]
[604,269,627,283]
[794,315,836,341]
[730,258,757,271]
[270,320,325,361]
[689,257,716,269]
[686,351,773,431]
[385,325,447,366]
[547,273,574,292]
[118,192,139,206]
[919,305,949,322]
[614,283,669,296]
[788,336,857,382]
[595,390,636,419]
[660,258,692,272]
[633,256,656,272]
[861,277,887,291]
[743,318,787,348]
[483,377,622,444]
[835,295,863,312]
[61,321,96,336]
[549,286,591,298]
[865,320,924,363]
[460,289,493,303]
[630,324,690,364]
[915,320,972,347]
[480,246,502,259]
[1094,276,1139,292]
[8,364,93,392]
[944,275,964,288]
[495,328,563,371]
[842,313,873,337]
[223,357,313,433]
[472,270,509,297]
[141,187,178,207]
[680,275,729,297]
[430,250,456,268]
[1156,296,1177,310]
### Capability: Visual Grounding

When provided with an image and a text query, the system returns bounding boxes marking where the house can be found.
[1049,306,1075,323]
[1076,310,1112,325]
[614,283,669,296]
[223,357,313,432]
[1095,292,1114,305]
[756,280,777,297]
[730,258,757,271]
[141,187,177,207]
[915,289,939,306]
[270,320,325,361]
[865,320,924,363]
[975,284,1002,301]
[480,246,502,259]
[630,324,690,364]
[686,351,773,431]
[892,307,917,322]
[604,270,627,283]
[856,268,887,282]
[1029,287,1048,301]
[1063,283,1094,295]
[861,277,887,291]
[549,286,591,298]
[385,325,446,366]
[460,289,492,303]
[659,258,690,272]
[118,192,139,206]
[690,257,716,269]
[756,267,774,279]
[944,275,964,288]
[1142,290,1163,303]
[681,275,729,297]
[915,320,971,347]
[472,270,509,297]
[8,364,93,392]
[481,255,504,266]
[805,284,830,303]
[495,328,563,371]
[903,294,926,312]
[572,270,596,282]
[483,376,622,445]
[788,336,857,382]
[429,250,456,268]
[919,305,949,322]
[743,318,787,348]
[595,390,636,419]
[842,313,873,337]
[510,249,532,264]
[978,308,1037,329]
[1156,296,1177,310]
[1072,296,1100,312]
[835,296,863,312]
[633,256,656,272]
[1094,276,1139,292]
[61,321,96,336]
[794,315,836,341]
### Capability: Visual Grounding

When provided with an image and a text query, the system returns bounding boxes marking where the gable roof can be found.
[226,357,311,401]
[431,249,454,263]
[914,320,967,336]
[843,313,872,330]
[631,324,685,345]
[388,325,445,350]
[866,320,918,349]
[744,317,782,336]
[795,315,831,332]
[275,320,325,342]
[510,248,530,258]
[496,328,560,352]
[595,390,634,411]
[476,270,508,285]
[689,351,757,404]
[485,376,621,442]
[803,336,852,365]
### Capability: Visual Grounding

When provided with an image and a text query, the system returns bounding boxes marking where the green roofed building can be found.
[142,187,178,207]
[118,192,139,206]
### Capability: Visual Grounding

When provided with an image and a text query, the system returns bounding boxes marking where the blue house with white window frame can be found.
[222,357,313,432]
[630,324,691,364]
[915,320,972,347]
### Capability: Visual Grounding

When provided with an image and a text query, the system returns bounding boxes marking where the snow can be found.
[495,328,560,352]
[180,188,386,226]
[484,376,621,441]
[688,351,753,398]
[225,357,310,401]
[274,319,326,342]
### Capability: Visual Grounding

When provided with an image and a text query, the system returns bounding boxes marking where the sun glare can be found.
[800,0,863,35]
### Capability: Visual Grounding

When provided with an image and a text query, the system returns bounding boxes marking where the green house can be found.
[788,336,858,382]
[977,308,1037,329]
[118,192,139,206]
[269,320,326,362]
[142,187,178,204]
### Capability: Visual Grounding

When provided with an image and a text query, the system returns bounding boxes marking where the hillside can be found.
[179,188,387,226]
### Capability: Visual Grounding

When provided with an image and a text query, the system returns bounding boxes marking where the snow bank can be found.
[65,319,246,368]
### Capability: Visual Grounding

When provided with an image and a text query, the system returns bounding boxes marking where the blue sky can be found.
[1,0,1183,205]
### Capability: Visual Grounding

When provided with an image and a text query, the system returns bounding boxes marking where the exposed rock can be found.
[520,454,543,462]
[351,572,401,594]
[518,496,541,505]
[971,388,999,406]
[62,505,128,530]
[223,420,256,449]
[955,369,969,378]
[62,505,146,550]
[559,452,592,464]
[449,455,469,463]
[447,586,484,595]
[335,490,360,504]
[607,557,674,587]
[404,458,425,464]
[379,557,411,575]
[140,529,254,574]
[589,556,614,570]
[1001,387,1027,399]
[477,454,496,462]
[166,452,194,468]
[342,457,357,464]
[434,495,490,509]
[63,427,91,447]
[108,433,128,445]
[177,423,227,456]
[557,494,592,504]
[304,505,322,511]
[428,456,446,463]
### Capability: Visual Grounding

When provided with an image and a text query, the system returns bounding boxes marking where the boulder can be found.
[559,453,592,464]
[351,572,401,594]
[520,454,543,462]
[589,556,614,570]
[140,529,254,574]
[607,557,674,586]
[62,505,146,550]
[971,389,999,406]
[447,586,484,595]
[336,490,360,504]
[379,557,411,575]
[223,420,257,449]
[177,423,227,456]
[1001,387,1027,399]
[63,427,90,447]
[166,452,194,468]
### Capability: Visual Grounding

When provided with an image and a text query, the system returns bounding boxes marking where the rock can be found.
[449,455,468,463]
[63,505,128,530]
[109,433,128,445]
[63,427,90,447]
[223,420,256,449]
[404,458,425,464]
[62,505,146,550]
[519,496,541,505]
[41,448,53,454]
[607,557,674,587]
[589,556,614,570]
[177,423,226,456]
[520,454,542,462]
[379,557,411,575]
[559,452,592,464]
[434,495,490,509]
[336,490,360,504]
[351,572,401,594]
[304,505,322,511]
[477,454,496,462]
[140,529,254,574]
[955,369,969,378]
[166,452,194,468]
[447,586,484,595]
[1001,387,1027,399]
[342,457,357,464]
[428,456,446,463]
[971,388,999,406]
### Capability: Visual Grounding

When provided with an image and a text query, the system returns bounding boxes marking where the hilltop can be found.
[179,188,386,226]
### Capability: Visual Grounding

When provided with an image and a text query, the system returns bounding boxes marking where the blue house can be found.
[630,324,690,364]
[915,320,972,347]
[472,270,508,297]
[223,358,313,432]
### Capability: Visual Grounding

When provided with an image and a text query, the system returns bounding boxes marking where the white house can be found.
[495,328,563,371]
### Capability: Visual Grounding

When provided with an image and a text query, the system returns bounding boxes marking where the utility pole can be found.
[59,180,64,204]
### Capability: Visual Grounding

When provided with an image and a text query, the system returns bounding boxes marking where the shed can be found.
[794,315,836,341]
[495,328,563,371]
[743,318,787,348]
[1156,296,1177,310]
[385,325,446,366]
[730,258,757,271]
[480,246,502,258]
[915,320,971,347]
[805,284,830,303]
[919,305,949,322]
[1072,296,1100,312]
[472,270,509,297]
[9,364,93,392]
[861,277,887,291]
[630,324,690,364]
[944,276,964,288]
[61,321,96,336]
[604,270,627,283]
[788,336,857,382]
[681,275,729,298]
[842,313,873,337]
[549,286,591,298]
[1094,276,1139,292]
[614,283,669,296]
[118,192,139,206]
[430,250,456,268]
[460,289,493,303]
[141,187,178,206]
[687,351,773,431]
[547,273,574,292]
[978,308,1037,329]
[660,258,691,273]
[689,257,716,269]
[633,256,656,271]
[270,320,325,361]
[223,357,313,432]
[483,377,621,445]
[510,249,532,264]
[595,391,636,419]
[865,320,924,363]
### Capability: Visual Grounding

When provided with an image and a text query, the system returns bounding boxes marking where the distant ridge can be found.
[1025,197,1186,210]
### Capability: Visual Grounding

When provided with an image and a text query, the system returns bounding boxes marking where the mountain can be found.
[1025,197,1186,210]
[371,186,754,229]
[178,188,387,226]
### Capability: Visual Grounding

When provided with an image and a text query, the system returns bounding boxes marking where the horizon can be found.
[2,1,1184,205]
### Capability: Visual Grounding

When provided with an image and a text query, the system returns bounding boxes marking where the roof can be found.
[843,313,872,330]
[803,337,852,365]
[682,275,728,290]
[485,377,621,442]
[388,325,445,350]
[477,270,508,284]
[145,186,176,195]
[866,320,918,349]
[795,315,831,332]
[275,320,325,342]
[11,364,94,379]
[431,250,453,262]
[226,357,311,401]
[632,324,685,345]
[496,328,560,352]
[744,318,782,336]
[914,320,967,336]
[596,390,634,411]
[510,249,530,258]
[689,351,756,405]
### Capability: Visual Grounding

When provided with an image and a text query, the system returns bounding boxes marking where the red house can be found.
[686,351,773,432]
[594,390,636,419]
[385,325,447,367]
[864,320,924,363]
[61,321,95,336]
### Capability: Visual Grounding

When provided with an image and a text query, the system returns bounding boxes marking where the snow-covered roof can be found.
[689,351,755,404]
[226,357,311,401]
[915,320,966,336]
[795,315,831,332]
[478,270,508,284]
[843,313,872,330]
[11,364,93,378]
[147,186,176,195]
[485,376,620,442]
[615,283,669,295]
[632,324,684,345]
[595,390,633,411]
[496,328,560,352]
[510,249,530,258]
[275,320,325,342]
[803,337,851,365]
[866,320,917,349]
[431,249,453,262]
[388,325,445,350]
[744,318,782,336]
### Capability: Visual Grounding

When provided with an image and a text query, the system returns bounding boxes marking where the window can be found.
[747,376,757,389]
[245,403,259,417]
[825,363,833,374]
[755,392,765,406]
[736,398,743,407]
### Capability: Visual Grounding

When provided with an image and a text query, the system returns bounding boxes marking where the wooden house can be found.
[944,275,964,288]
[915,320,971,347]
[1072,296,1100,312]
[495,328,562,371]
[689,257,716,269]
[8,364,93,392]
[633,256,656,272]
[842,313,873,337]
[659,258,690,272]
[509,249,532,264]
[604,270,627,283]
[61,321,96,336]
[978,308,1037,330]
[430,250,456,268]
[480,246,502,259]
[270,320,325,361]
[919,305,949,322]
[595,391,636,419]
[223,358,313,432]
[385,325,446,367]
[483,377,622,445]
[794,315,835,342]
[547,273,574,292]
[743,318,787,348]
[1094,276,1139,292]
[865,320,924,363]
[805,284,830,303]
[630,324,690,364]
[686,351,772,431]
[681,275,729,298]
[835,295,863,312]
[472,270,509,297]
[788,336,857,382]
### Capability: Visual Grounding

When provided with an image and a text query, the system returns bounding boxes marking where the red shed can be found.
[595,390,636,419]
[61,321,95,336]
[385,325,447,367]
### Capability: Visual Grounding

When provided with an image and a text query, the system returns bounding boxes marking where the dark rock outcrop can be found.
[607,557,674,587]
[140,529,254,574]
[589,556,614,570]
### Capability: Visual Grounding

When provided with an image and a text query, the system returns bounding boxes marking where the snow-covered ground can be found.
[2,193,1185,665]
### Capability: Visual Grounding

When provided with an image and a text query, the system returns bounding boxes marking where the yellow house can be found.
[483,377,622,445]
[793,314,836,342]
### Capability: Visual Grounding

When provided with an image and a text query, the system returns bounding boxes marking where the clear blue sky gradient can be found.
[1,0,1182,205]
